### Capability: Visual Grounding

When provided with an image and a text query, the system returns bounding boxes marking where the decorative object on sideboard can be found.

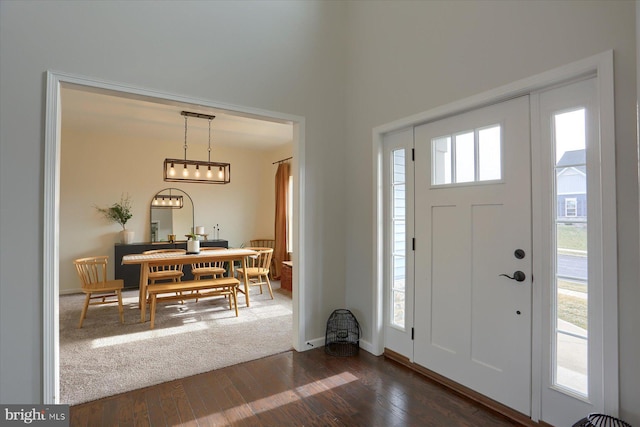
[186,233,200,254]
[95,193,134,244]
[164,111,231,184]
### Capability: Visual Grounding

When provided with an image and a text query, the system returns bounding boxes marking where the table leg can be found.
[241,257,250,307]
[140,263,149,323]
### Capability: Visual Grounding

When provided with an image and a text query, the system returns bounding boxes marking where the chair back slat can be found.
[73,256,109,289]
[244,247,273,270]
[192,247,226,269]
[250,239,275,249]
[143,249,186,272]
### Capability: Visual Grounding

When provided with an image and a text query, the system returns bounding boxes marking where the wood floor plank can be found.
[130,389,151,427]
[181,374,224,427]
[170,382,198,427]
[142,385,165,427]
[157,381,182,426]
[69,348,528,427]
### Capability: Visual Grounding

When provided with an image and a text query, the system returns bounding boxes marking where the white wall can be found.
[59,125,291,293]
[0,0,347,404]
[343,1,638,424]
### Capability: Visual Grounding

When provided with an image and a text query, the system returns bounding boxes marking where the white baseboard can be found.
[300,336,325,351]
[59,288,82,295]
[298,337,377,356]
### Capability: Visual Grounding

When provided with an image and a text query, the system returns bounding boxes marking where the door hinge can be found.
[411,327,414,340]
[412,238,415,251]
[412,148,415,161]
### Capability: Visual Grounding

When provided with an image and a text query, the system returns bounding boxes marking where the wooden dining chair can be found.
[191,247,227,280]
[190,247,227,302]
[236,247,274,299]
[142,249,186,284]
[249,239,276,279]
[143,248,187,302]
[73,256,124,328]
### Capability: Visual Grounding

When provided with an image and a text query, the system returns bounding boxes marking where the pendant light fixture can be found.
[151,192,184,208]
[163,111,231,184]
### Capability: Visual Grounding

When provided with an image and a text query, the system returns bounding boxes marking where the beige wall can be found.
[60,125,291,293]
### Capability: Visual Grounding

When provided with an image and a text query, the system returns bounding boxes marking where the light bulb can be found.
[169,163,175,176]
[182,164,189,177]
[207,167,212,179]
[195,165,200,178]
[218,167,224,179]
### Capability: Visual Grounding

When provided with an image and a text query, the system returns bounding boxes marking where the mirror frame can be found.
[149,187,194,242]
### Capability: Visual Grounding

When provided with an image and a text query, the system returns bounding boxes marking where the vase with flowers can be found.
[95,193,134,244]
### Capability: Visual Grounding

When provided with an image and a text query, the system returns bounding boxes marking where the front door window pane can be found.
[431,125,501,186]
[478,125,501,181]
[454,132,475,183]
[432,136,452,185]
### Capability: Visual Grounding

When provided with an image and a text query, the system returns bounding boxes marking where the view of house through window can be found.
[553,108,588,396]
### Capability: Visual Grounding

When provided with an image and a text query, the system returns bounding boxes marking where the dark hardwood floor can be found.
[70,347,522,426]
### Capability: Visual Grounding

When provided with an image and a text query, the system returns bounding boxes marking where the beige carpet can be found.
[59,284,292,406]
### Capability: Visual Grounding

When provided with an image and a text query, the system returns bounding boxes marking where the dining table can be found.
[121,248,258,322]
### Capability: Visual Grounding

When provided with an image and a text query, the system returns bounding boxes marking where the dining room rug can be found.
[59,285,292,405]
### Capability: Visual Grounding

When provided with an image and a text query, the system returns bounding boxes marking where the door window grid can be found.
[431,124,502,186]
[391,149,406,329]
[553,108,588,397]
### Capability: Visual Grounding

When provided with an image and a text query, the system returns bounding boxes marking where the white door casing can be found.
[376,51,617,424]
[413,96,532,415]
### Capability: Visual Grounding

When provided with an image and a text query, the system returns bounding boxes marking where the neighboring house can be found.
[556,149,586,221]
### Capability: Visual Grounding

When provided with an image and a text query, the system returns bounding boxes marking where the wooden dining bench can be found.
[147,277,240,329]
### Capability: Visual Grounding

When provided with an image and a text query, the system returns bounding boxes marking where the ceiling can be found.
[60,84,293,150]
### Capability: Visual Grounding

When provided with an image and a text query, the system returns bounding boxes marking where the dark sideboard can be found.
[114,240,229,289]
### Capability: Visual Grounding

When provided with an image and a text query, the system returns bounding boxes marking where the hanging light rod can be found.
[181,111,216,121]
[164,111,231,184]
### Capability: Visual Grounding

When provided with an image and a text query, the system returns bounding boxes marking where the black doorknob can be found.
[499,271,526,282]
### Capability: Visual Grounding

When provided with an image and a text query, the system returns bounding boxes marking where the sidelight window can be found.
[391,149,406,329]
[553,108,588,397]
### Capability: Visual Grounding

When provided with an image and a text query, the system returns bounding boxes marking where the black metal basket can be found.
[324,309,360,357]
[573,413,632,427]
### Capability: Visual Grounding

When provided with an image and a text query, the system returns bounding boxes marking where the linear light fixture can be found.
[163,111,231,184]
[151,194,184,208]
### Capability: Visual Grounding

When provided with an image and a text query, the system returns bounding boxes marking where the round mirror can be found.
[149,188,194,242]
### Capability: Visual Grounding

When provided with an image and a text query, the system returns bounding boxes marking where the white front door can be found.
[413,96,532,415]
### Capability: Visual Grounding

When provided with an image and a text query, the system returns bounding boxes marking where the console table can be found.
[114,240,228,288]
[281,261,293,291]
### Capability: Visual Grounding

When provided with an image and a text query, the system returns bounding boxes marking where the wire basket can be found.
[573,414,632,427]
[324,309,360,357]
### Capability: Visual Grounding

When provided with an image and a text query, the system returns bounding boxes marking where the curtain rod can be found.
[272,156,293,165]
